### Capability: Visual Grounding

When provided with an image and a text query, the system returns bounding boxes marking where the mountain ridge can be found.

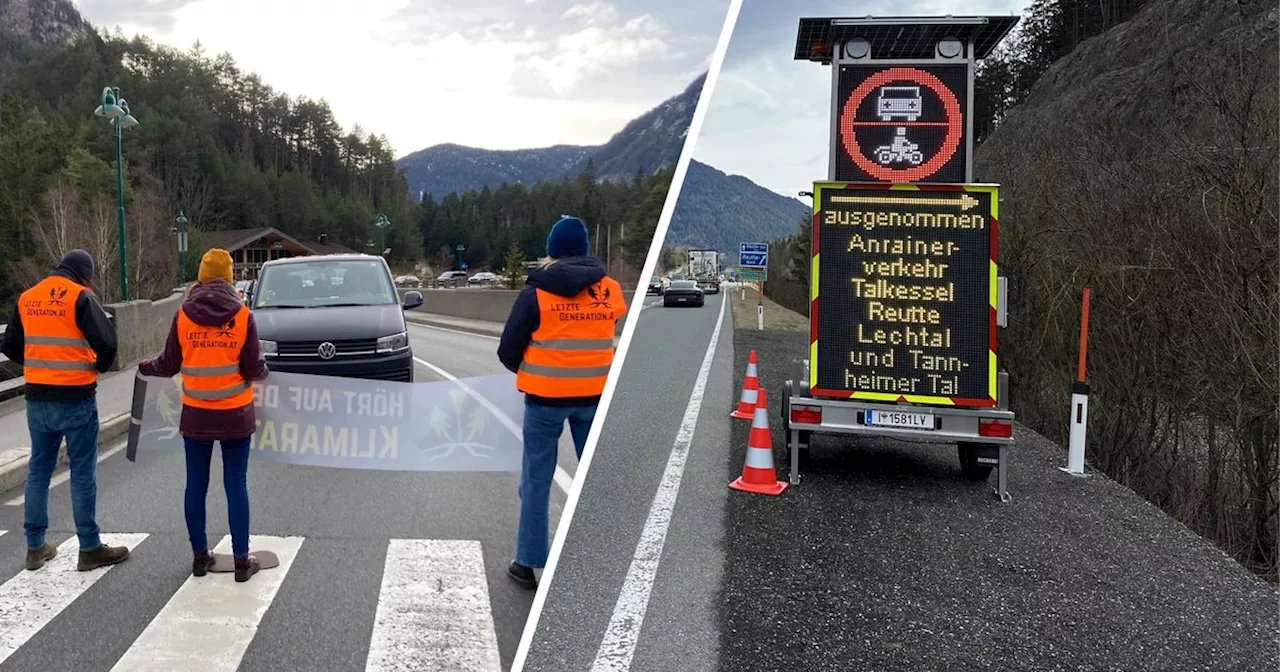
[663,159,810,255]
[396,73,705,199]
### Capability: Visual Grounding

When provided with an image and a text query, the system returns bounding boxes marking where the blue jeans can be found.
[24,397,102,551]
[515,403,595,568]
[184,437,251,557]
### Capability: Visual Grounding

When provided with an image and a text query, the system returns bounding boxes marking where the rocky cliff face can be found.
[0,0,91,48]
[975,0,1277,580]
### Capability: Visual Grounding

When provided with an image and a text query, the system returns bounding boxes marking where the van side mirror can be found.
[401,291,423,310]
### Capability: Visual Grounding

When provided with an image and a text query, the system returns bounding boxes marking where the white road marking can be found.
[413,356,574,496]
[365,539,501,672]
[409,322,501,341]
[590,291,728,671]
[0,530,5,538]
[110,534,304,672]
[0,533,149,665]
[4,439,128,506]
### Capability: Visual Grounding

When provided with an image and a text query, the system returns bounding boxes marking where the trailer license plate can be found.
[865,410,934,430]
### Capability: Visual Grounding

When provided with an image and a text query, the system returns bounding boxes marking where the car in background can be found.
[663,280,704,308]
[647,277,664,295]
[251,254,423,383]
[394,275,421,287]
[437,270,468,285]
[695,277,720,294]
[467,271,498,286]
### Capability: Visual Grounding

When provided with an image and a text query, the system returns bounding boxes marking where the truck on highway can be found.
[688,249,720,294]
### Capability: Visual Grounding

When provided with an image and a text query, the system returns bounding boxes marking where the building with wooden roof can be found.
[193,227,361,279]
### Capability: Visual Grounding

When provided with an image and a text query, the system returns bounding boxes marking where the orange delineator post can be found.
[1063,286,1091,476]
[1077,287,1090,382]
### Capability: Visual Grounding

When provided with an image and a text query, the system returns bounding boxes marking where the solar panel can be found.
[794,16,1020,62]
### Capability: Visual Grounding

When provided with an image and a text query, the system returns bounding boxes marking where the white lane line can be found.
[365,539,501,672]
[413,356,574,496]
[4,439,128,507]
[0,530,5,539]
[0,533,150,665]
[409,322,501,341]
[110,534,304,672]
[590,291,728,671]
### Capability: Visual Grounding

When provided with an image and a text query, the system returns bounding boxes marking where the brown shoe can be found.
[24,542,57,571]
[192,551,215,577]
[77,543,129,571]
[234,555,259,583]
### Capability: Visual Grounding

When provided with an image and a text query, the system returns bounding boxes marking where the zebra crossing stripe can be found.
[110,534,304,672]
[365,539,501,672]
[0,533,150,665]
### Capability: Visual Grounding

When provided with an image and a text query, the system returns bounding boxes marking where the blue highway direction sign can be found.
[740,243,768,268]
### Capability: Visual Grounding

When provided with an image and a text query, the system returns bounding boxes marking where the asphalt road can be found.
[521,289,736,672]
[0,321,574,672]
[522,291,1280,672]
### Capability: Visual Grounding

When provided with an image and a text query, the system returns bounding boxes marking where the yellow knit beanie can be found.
[198,248,234,284]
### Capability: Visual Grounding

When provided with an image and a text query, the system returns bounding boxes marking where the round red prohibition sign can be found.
[839,67,963,183]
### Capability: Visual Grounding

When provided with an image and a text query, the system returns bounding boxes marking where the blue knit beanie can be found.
[546,216,590,258]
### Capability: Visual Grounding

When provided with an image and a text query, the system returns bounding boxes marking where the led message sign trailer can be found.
[809,183,998,407]
[834,65,969,184]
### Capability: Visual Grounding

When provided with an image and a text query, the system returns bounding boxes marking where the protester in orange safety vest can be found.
[138,248,270,582]
[0,250,129,571]
[497,216,626,589]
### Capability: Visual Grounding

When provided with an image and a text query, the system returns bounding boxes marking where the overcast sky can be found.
[691,0,1029,200]
[75,0,730,158]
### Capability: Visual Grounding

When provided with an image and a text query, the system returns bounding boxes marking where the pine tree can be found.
[502,241,526,289]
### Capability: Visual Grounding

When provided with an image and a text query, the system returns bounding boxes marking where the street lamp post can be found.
[174,210,188,283]
[455,243,466,271]
[375,214,389,257]
[94,86,138,301]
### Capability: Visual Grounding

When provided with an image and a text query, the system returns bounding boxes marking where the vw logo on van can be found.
[317,342,337,360]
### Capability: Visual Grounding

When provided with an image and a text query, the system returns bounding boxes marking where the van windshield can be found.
[253,259,397,309]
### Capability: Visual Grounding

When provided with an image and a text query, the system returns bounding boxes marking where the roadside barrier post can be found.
[1062,286,1090,477]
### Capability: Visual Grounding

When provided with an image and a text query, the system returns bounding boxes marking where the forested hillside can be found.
[0,30,415,305]
[663,160,808,253]
[419,162,674,280]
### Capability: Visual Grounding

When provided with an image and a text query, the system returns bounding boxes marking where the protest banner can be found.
[126,370,526,471]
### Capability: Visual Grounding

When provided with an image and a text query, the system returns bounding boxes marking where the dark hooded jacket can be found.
[498,255,618,407]
[138,279,268,440]
[0,264,117,402]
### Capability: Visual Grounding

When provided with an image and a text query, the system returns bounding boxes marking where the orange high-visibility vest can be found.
[516,276,625,398]
[18,276,98,386]
[177,305,254,410]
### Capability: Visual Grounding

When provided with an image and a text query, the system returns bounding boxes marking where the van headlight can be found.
[376,331,409,354]
[260,339,278,357]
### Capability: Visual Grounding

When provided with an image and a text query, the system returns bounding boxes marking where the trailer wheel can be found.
[957,442,994,481]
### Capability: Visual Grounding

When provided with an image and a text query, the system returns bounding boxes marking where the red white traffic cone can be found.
[729,387,788,496]
[730,350,760,420]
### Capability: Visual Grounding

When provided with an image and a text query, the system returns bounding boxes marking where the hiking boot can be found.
[192,551,215,577]
[77,543,129,571]
[24,542,57,571]
[234,555,259,583]
[507,560,537,590]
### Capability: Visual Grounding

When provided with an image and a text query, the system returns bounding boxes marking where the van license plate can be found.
[865,410,934,430]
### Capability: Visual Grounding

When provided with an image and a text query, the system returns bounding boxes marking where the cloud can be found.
[75,0,729,155]
[692,0,1031,197]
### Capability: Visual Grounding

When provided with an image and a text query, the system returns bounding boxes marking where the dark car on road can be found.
[647,277,664,295]
[250,254,424,382]
[663,280,704,307]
